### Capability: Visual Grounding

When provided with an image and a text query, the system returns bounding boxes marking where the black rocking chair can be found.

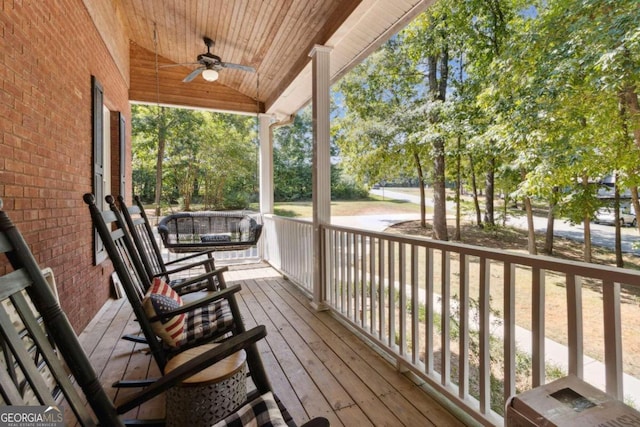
[1,200,328,426]
[115,194,220,292]
[83,193,270,394]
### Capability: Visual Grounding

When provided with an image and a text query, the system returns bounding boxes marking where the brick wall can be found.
[0,0,131,332]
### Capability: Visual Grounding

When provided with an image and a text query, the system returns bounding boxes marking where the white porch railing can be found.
[262,215,314,293]
[263,216,640,426]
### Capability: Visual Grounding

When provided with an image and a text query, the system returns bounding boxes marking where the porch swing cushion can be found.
[200,234,232,243]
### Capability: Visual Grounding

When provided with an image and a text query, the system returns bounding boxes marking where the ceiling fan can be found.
[169,37,256,83]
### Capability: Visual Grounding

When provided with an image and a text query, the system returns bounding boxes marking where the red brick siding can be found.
[0,0,131,332]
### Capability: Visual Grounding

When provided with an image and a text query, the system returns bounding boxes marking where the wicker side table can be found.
[164,344,247,427]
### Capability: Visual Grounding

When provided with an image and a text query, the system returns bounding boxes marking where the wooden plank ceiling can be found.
[123,0,433,116]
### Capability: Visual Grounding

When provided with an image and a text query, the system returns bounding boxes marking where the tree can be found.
[548,0,640,247]
[132,106,259,211]
[486,0,639,261]
[273,110,314,201]
[404,2,456,241]
[163,111,206,210]
[335,42,430,222]
[328,0,639,262]
[132,106,203,214]
[273,106,368,202]
[199,113,258,209]
[466,0,521,228]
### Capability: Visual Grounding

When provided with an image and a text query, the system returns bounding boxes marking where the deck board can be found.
[76,262,465,426]
[271,274,463,425]
[256,274,448,426]
[254,276,402,425]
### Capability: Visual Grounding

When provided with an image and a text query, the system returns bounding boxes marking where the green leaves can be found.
[131,106,258,209]
[333,0,639,242]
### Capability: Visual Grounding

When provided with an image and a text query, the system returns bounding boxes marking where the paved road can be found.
[507,214,640,255]
[331,213,420,232]
[369,188,640,255]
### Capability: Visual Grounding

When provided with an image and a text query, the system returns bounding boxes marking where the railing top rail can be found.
[263,214,312,226]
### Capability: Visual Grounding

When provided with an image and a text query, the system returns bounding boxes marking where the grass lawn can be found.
[272,195,426,218]
[154,195,424,217]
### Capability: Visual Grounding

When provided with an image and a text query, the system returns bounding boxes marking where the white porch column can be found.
[258,113,274,215]
[310,44,332,310]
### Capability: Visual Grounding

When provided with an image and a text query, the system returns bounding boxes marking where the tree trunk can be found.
[438,47,449,101]
[523,196,537,255]
[582,174,592,263]
[484,156,495,226]
[621,85,640,149]
[543,187,557,255]
[469,154,483,228]
[631,186,640,233]
[154,107,166,217]
[614,176,623,267]
[502,193,508,227]
[414,151,427,228]
[182,165,193,211]
[583,213,592,263]
[433,136,448,240]
[454,136,461,241]
[429,48,448,241]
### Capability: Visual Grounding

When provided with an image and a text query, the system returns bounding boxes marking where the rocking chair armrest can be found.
[160,258,215,276]
[164,249,216,266]
[163,249,217,266]
[148,284,241,322]
[170,266,229,293]
[116,326,267,414]
[152,256,215,277]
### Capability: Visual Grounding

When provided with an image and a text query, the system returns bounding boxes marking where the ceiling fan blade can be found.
[222,62,255,73]
[183,67,204,82]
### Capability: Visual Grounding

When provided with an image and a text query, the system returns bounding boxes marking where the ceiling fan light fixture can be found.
[202,69,219,82]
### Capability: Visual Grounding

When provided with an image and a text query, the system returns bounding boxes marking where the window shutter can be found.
[92,76,106,264]
[119,112,126,199]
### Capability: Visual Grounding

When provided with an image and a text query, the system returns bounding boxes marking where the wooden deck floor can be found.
[78,262,466,426]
